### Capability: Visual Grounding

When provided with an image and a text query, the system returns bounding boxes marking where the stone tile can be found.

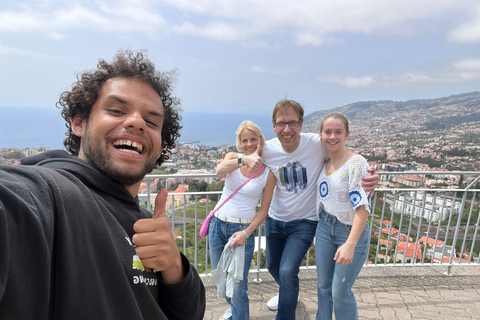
[424,287,444,301]
[391,306,413,320]
[359,307,382,320]
[204,266,480,320]
[378,306,398,319]
[410,309,440,319]
[420,302,442,315]
[462,301,480,319]
[435,304,470,319]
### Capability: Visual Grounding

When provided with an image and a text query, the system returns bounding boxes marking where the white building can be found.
[388,191,461,222]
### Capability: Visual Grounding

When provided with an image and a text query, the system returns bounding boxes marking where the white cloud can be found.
[447,5,480,43]
[249,65,293,75]
[1,0,480,51]
[250,65,267,74]
[317,75,377,88]
[453,58,480,71]
[0,44,44,57]
[162,0,473,46]
[317,57,480,88]
[173,22,246,41]
[0,0,166,38]
[1,0,476,46]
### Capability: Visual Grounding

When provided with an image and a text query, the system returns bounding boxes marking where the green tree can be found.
[301,244,315,266]
[207,182,224,192]
[369,244,378,262]
[252,248,266,269]
[175,222,209,271]
[189,181,208,192]
[168,182,180,191]
[4,150,24,159]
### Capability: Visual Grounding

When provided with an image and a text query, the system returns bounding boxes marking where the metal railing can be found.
[139,171,480,279]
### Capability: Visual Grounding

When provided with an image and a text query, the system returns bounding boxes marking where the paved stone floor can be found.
[202,265,480,320]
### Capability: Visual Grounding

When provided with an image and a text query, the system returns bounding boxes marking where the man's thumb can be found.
[152,188,168,219]
[222,152,226,160]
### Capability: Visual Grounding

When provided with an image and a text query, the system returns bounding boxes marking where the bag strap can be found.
[207,164,266,218]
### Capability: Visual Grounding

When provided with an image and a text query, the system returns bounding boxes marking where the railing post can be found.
[253,224,263,284]
[146,177,151,211]
[444,265,453,277]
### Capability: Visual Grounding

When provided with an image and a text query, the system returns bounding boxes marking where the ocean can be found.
[0,107,276,149]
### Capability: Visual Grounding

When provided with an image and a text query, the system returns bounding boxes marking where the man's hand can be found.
[133,188,185,283]
[242,145,263,170]
[361,166,379,195]
[216,152,226,166]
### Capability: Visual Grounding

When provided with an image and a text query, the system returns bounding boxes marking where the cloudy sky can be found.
[1,0,480,117]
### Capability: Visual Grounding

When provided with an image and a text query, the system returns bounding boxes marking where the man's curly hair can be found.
[56,49,182,166]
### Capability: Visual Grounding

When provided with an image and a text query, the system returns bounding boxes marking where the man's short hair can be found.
[56,49,182,166]
[272,99,304,124]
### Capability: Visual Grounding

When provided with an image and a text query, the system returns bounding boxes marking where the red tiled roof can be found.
[397,241,422,260]
[380,239,393,248]
[418,236,444,247]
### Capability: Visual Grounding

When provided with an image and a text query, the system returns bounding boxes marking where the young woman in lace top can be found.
[315,112,372,320]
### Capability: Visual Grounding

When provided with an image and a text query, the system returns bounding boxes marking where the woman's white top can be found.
[215,167,270,219]
[317,154,371,225]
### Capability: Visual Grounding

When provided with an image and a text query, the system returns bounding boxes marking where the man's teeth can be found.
[113,140,144,153]
[120,149,140,154]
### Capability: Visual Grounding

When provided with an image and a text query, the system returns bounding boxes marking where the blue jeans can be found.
[209,216,256,320]
[265,215,317,320]
[315,210,370,320]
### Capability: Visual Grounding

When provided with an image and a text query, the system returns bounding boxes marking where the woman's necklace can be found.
[326,158,341,175]
[326,151,348,175]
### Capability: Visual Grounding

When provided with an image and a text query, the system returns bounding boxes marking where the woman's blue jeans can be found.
[265,215,318,320]
[315,210,370,320]
[209,216,256,320]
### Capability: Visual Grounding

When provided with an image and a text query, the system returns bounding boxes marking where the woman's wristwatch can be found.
[238,154,244,167]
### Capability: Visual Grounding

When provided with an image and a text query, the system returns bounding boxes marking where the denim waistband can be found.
[319,209,338,224]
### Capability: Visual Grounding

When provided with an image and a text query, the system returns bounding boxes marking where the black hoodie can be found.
[0,150,205,320]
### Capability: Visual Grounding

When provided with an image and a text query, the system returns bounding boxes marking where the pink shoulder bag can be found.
[199,165,266,237]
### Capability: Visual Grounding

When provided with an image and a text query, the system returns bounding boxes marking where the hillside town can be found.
[2,118,479,189]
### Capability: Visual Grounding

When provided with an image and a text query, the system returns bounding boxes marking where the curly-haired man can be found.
[0,50,205,320]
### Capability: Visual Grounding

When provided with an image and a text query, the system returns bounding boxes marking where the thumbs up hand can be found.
[216,152,227,166]
[243,145,264,170]
[255,145,262,156]
[133,188,185,283]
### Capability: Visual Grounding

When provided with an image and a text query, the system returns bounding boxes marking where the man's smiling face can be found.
[273,107,303,153]
[72,77,164,187]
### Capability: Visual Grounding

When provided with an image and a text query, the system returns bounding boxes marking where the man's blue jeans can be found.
[265,215,317,320]
[315,210,370,320]
[209,216,256,320]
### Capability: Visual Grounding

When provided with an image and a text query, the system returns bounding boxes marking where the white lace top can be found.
[316,154,371,225]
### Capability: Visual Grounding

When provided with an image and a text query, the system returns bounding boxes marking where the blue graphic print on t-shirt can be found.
[278,161,308,194]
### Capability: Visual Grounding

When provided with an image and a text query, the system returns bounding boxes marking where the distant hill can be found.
[303,91,480,133]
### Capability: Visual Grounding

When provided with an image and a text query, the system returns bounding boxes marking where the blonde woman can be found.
[210,121,276,320]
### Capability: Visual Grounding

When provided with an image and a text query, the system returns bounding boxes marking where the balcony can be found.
[140,171,480,319]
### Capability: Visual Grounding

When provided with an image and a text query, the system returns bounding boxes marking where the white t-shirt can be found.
[215,167,271,219]
[262,133,327,222]
[317,154,371,225]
